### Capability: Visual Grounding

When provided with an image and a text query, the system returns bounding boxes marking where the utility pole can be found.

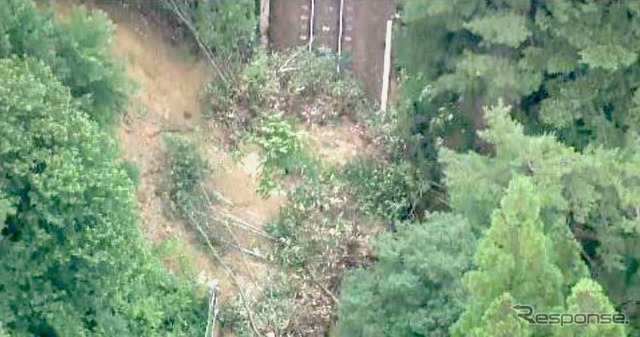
[380,18,393,113]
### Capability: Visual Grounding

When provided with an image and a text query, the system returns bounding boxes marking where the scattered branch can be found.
[148,126,197,138]
[277,48,304,73]
[167,0,231,84]
[303,265,341,306]
[203,199,276,241]
[200,184,259,286]
[185,211,264,337]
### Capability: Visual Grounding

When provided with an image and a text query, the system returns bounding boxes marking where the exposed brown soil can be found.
[57,2,376,335]
[107,3,219,281]
[59,2,289,301]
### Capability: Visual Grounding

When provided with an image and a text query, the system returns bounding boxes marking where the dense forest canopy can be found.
[396,0,640,159]
[0,2,206,335]
[340,0,640,336]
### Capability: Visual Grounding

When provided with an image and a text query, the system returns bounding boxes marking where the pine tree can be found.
[556,278,626,337]
[450,176,584,336]
[475,293,531,337]
[441,102,639,332]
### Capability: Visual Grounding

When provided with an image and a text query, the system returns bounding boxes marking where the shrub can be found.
[194,0,257,63]
[121,160,141,187]
[203,79,238,125]
[165,135,209,216]
[125,0,257,65]
[241,50,278,109]
[204,47,373,142]
[342,156,431,222]
[220,272,296,337]
[281,48,337,97]
[251,114,316,196]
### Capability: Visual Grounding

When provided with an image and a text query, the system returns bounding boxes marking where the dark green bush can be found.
[342,156,431,222]
[339,213,476,337]
[165,136,209,207]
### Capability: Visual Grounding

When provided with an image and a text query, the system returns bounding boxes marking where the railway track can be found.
[298,0,354,59]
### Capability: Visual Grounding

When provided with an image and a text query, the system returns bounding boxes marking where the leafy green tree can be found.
[441,102,639,331]
[0,57,206,336]
[397,0,640,156]
[0,0,133,127]
[339,213,476,337]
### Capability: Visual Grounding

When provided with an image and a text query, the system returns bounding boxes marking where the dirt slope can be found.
[82,3,287,299]
[56,3,373,335]
[111,8,217,279]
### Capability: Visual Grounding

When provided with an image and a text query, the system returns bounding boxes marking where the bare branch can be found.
[303,265,341,306]
[167,0,231,84]
[184,211,264,337]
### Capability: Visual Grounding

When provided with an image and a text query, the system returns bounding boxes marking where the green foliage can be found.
[0,0,133,127]
[252,114,313,196]
[558,278,627,337]
[283,48,338,97]
[164,135,215,246]
[397,0,640,154]
[242,49,279,109]
[280,48,370,123]
[342,156,429,222]
[474,293,532,337]
[204,48,371,142]
[339,213,476,337]
[126,0,257,64]
[463,12,530,48]
[267,166,374,335]
[441,102,639,332]
[121,160,141,187]
[0,57,206,336]
[267,169,354,268]
[221,273,296,337]
[153,237,200,278]
[193,0,257,62]
[166,135,209,204]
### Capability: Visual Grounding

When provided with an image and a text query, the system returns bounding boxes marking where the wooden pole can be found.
[380,19,393,112]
